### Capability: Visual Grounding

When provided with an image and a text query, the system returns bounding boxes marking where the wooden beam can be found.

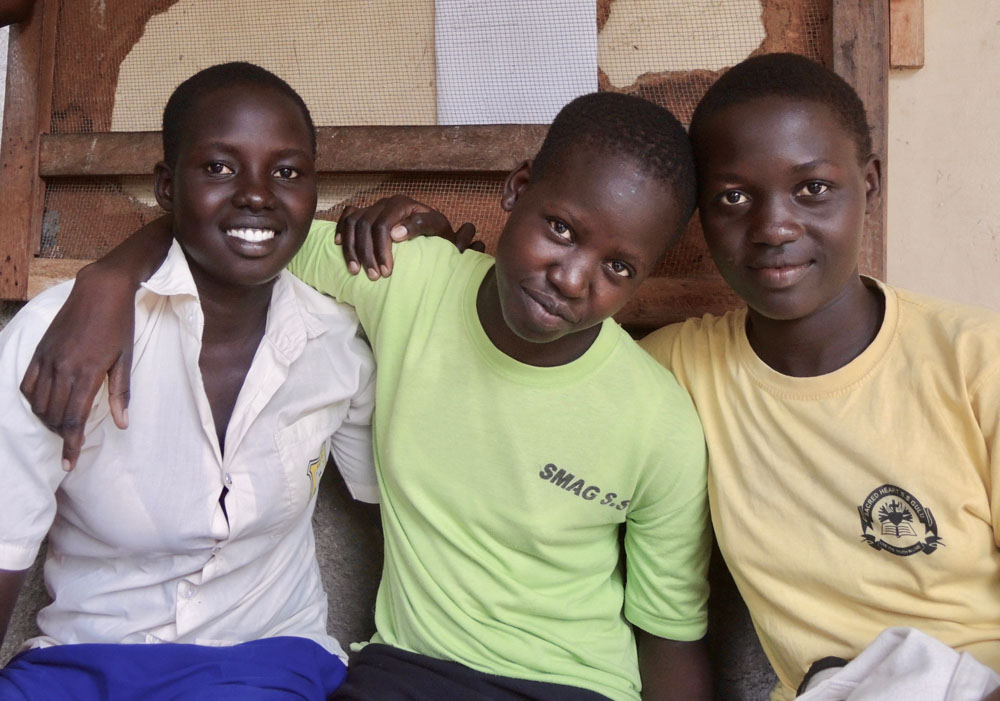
[22,261,741,332]
[27,257,87,298]
[832,0,890,279]
[38,125,549,177]
[889,0,924,69]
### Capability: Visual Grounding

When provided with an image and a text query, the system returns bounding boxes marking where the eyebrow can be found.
[791,158,836,172]
[194,142,311,159]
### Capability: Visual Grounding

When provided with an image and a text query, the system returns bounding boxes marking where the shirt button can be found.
[224,473,232,486]
[179,582,194,599]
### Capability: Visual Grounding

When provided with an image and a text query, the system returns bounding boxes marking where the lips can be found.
[522,286,578,325]
[221,222,283,258]
[747,259,812,288]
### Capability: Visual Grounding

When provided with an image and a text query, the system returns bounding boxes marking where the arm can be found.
[328,339,378,504]
[0,569,29,648]
[637,630,711,700]
[336,195,480,280]
[19,215,173,469]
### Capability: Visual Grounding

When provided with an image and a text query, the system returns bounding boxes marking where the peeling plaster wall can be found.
[111,0,437,130]
[887,0,1000,311]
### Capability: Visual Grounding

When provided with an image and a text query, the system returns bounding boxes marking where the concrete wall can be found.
[886,0,1000,311]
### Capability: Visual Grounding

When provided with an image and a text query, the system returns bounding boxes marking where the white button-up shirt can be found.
[0,241,377,661]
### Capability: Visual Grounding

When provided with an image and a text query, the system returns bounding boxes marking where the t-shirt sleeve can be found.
[329,335,379,504]
[637,322,685,377]
[0,296,71,570]
[286,220,394,339]
[286,220,461,345]
[974,360,1000,547]
[622,375,711,641]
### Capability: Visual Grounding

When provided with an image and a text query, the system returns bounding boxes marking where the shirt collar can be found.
[139,240,328,362]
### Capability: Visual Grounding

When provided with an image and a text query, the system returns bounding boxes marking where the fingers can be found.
[336,196,436,279]
[60,422,87,472]
[453,222,479,252]
[107,349,132,431]
[336,205,362,275]
[337,203,383,278]
[22,359,104,471]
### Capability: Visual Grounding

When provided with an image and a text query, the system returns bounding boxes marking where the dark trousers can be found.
[330,643,611,701]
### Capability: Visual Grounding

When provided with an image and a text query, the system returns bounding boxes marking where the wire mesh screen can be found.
[41,0,832,324]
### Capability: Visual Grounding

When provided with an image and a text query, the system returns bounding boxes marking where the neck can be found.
[476,269,600,367]
[745,276,885,377]
[190,269,276,344]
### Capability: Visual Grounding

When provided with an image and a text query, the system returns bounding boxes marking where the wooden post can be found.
[832,0,890,280]
[0,0,46,299]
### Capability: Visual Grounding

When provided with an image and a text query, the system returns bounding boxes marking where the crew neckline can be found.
[736,277,899,398]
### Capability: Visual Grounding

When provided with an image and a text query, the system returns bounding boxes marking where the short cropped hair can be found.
[161,62,316,168]
[689,52,872,162]
[532,92,697,225]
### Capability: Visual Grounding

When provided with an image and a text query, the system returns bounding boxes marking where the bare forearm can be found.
[89,214,173,285]
[0,568,29,648]
[637,630,711,700]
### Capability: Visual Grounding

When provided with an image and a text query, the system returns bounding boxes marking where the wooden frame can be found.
[0,1,890,328]
[889,0,924,69]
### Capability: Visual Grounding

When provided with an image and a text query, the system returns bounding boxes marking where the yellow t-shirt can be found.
[640,279,1000,700]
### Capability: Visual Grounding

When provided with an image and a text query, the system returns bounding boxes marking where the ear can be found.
[501,160,532,212]
[153,161,175,212]
[862,155,882,214]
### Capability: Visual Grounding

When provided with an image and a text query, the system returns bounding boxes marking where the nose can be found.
[748,195,803,246]
[233,169,276,211]
[547,253,590,299]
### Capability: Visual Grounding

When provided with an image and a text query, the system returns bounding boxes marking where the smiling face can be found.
[485,146,682,362]
[154,83,318,293]
[695,96,880,323]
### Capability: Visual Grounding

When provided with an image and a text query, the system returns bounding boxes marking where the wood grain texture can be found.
[26,257,87,298]
[832,0,889,279]
[889,0,924,68]
[0,0,46,300]
[39,125,549,177]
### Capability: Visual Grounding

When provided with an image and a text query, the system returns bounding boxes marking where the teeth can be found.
[226,228,276,243]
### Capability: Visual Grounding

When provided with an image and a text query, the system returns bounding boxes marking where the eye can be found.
[206,162,233,175]
[607,260,633,278]
[719,190,749,205]
[274,166,300,179]
[547,218,572,240]
[796,181,830,196]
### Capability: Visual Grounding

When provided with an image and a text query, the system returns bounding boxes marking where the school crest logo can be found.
[858,484,943,556]
[306,442,329,498]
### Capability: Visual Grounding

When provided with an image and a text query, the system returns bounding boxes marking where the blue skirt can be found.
[0,636,347,700]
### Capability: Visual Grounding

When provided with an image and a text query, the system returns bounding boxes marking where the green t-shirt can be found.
[288,222,710,700]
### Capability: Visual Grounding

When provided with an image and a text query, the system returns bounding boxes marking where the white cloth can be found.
[798,627,1000,701]
[434,0,597,124]
[0,240,377,661]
